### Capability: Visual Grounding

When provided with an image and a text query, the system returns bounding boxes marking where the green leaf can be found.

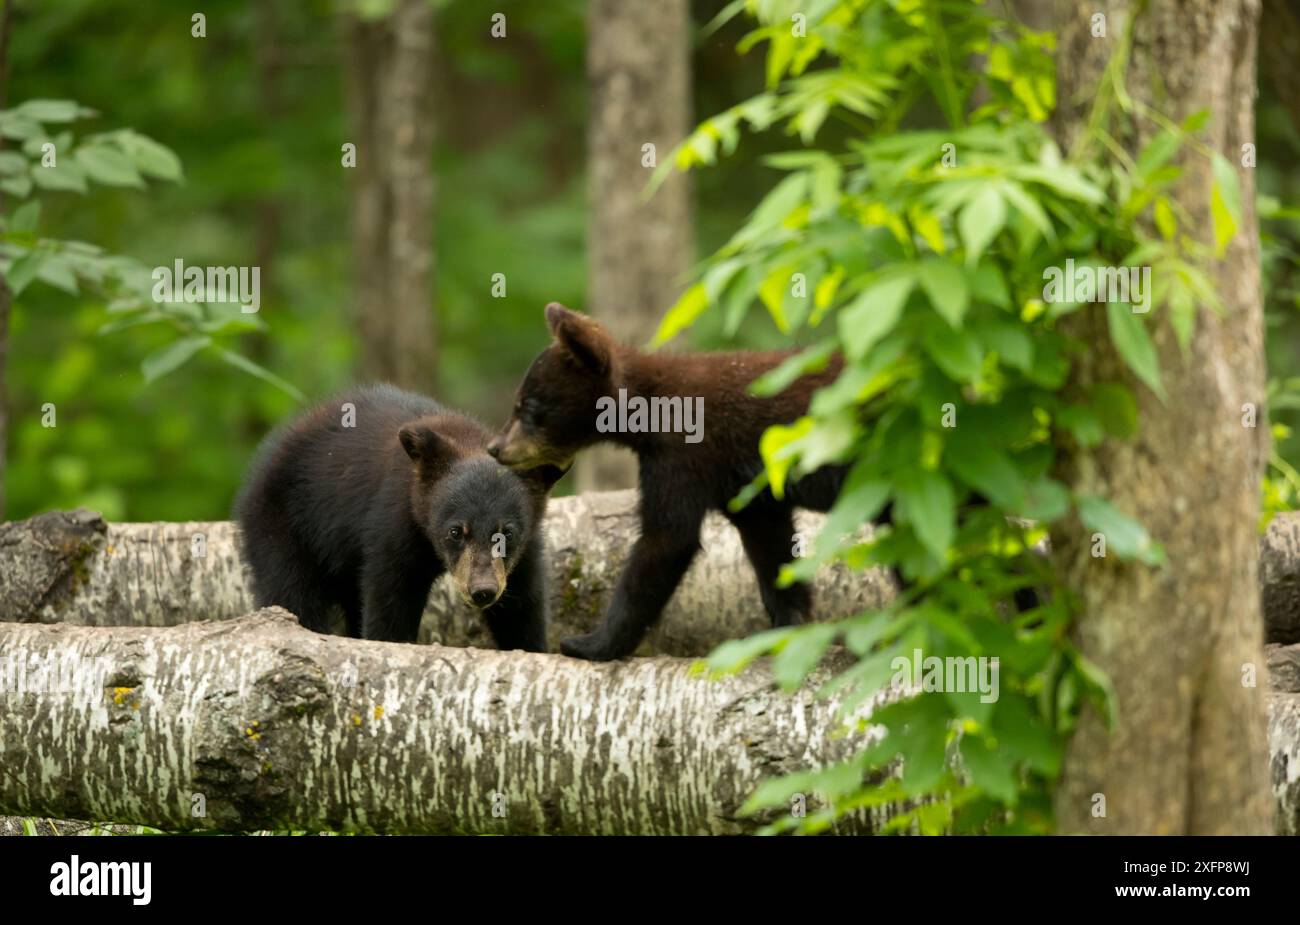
[8,200,39,234]
[759,416,814,499]
[1135,129,1180,180]
[1090,382,1138,438]
[958,186,1006,265]
[1106,302,1165,400]
[652,282,708,346]
[141,335,212,383]
[0,150,27,175]
[896,469,955,561]
[115,131,184,181]
[959,736,1018,805]
[969,262,1010,308]
[838,273,914,360]
[30,160,88,193]
[0,113,42,140]
[75,145,146,188]
[1019,477,1070,522]
[771,624,840,690]
[1210,152,1240,256]
[1,174,33,198]
[704,627,795,675]
[215,348,305,401]
[1077,494,1164,565]
[975,320,1032,371]
[946,434,1025,509]
[36,254,79,294]
[918,259,969,326]
[1072,651,1119,730]
[13,99,85,123]
[923,323,983,382]
[749,340,838,396]
[5,249,47,296]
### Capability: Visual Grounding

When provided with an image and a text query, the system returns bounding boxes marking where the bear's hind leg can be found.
[727,504,812,628]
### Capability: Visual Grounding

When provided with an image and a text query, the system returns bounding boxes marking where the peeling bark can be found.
[0,492,896,657]
[0,609,879,834]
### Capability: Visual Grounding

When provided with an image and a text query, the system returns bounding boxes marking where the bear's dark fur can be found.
[235,383,563,649]
[488,304,846,661]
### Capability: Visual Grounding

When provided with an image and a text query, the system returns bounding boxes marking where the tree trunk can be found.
[343,0,437,390]
[0,0,15,520]
[0,493,895,657]
[1051,0,1273,833]
[578,0,694,492]
[0,609,878,834]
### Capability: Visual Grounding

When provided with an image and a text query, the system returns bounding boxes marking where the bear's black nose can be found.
[471,588,496,607]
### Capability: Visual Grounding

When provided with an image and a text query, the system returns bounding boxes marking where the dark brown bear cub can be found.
[235,384,562,649]
[487,303,845,661]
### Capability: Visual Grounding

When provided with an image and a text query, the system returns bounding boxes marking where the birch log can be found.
[1,611,1298,833]
[0,609,878,835]
[0,492,895,656]
[6,498,1300,651]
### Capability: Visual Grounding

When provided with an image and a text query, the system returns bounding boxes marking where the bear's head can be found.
[487,302,615,470]
[399,424,563,609]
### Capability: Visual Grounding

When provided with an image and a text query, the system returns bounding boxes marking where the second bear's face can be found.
[488,303,614,470]
[400,428,540,609]
[427,459,536,609]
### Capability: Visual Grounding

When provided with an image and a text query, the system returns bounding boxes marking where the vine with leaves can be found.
[655,0,1242,833]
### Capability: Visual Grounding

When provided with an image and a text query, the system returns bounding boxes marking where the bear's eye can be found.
[448,525,464,541]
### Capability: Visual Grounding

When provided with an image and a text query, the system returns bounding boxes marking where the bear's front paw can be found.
[560,632,619,661]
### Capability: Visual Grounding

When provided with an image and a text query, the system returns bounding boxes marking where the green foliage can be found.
[0,97,296,395]
[665,0,1237,833]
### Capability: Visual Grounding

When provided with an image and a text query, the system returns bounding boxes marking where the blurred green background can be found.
[5,0,1300,521]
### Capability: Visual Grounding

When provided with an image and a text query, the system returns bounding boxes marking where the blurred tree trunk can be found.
[1051,0,1272,833]
[1261,0,1300,132]
[0,0,15,520]
[343,0,437,391]
[253,0,283,313]
[579,0,693,491]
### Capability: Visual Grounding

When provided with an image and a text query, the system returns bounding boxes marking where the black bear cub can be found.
[488,303,846,662]
[235,384,563,650]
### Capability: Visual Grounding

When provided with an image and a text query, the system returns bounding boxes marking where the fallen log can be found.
[8,498,1300,651]
[2,610,1298,833]
[0,609,880,834]
[0,492,895,656]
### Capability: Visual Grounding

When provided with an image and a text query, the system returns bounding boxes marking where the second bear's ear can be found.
[399,425,453,470]
[545,302,611,376]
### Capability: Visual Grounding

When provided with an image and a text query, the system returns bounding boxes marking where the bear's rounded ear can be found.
[399,425,451,466]
[545,303,611,376]
[544,302,573,334]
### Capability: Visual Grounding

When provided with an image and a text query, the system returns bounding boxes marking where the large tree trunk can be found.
[0,0,15,520]
[1051,0,1273,833]
[0,493,895,656]
[578,0,694,492]
[343,0,437,390]
[0,609,878,834]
